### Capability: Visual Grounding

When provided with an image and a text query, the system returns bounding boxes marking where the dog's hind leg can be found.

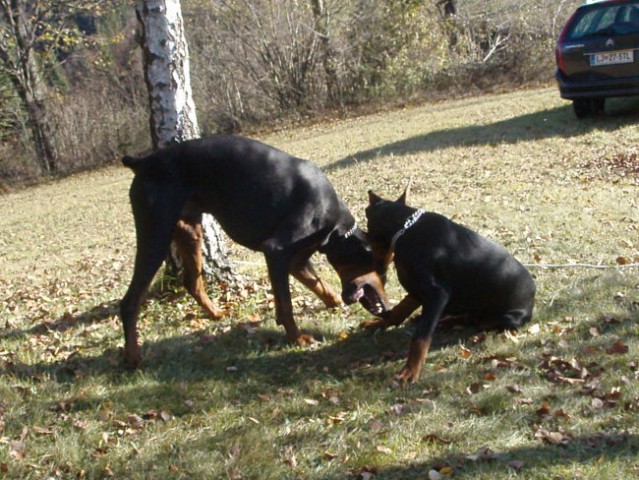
[397,282,450,383]
[120,224,174,369]
[120,177,188,368]
[173,217,225,319]
[290,251,342,308]
[264,251,316,345]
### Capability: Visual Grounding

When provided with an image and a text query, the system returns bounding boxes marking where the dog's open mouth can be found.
[343,282,389,317]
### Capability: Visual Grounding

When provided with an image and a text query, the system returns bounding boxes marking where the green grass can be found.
[1,88,639,479]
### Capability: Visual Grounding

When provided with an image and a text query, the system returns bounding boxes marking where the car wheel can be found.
[572,98,605,118]
[591,98,605,116]
[573,99,592,118]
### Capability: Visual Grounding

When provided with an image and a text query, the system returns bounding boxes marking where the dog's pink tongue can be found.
[353,288,364,301]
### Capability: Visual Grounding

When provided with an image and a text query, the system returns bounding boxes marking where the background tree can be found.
[135,0,236,285]
[0,0,64,173]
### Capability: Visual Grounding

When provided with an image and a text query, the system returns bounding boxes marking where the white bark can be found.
[136,0,236,283]
[135,0,200,146]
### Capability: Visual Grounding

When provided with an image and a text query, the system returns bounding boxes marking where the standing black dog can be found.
[120,135,389,368]
[364,189,535,383]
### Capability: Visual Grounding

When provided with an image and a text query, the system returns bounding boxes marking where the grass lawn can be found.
[1,87,638,479]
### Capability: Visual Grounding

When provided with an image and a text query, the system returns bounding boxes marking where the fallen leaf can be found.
[533,427,572,445]
[375,445,392,454]
[606,342,629,355]
[422,434,452,445]
[459,346,472,359]
[304,398,319,406]
[466,382,482,395]
[428,470,442,480]
[127,414,144,426]
[9,439,26,460]
[528,323,540,334]
[506,384,523,395]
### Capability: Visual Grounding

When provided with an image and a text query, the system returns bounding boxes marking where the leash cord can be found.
[523,263,639,270]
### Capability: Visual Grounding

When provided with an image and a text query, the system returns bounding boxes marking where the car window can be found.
[566,3,639,39]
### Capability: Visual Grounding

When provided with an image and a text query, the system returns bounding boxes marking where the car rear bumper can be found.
[555,70,639,99]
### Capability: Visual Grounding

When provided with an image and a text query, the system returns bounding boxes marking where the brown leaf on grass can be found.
[482,355,523,370]
[347,466,378,479]
[321,389,340,405]
[0,463,8,474]
[533,426,572,446]
[466,382,484,395]
[465,446,496,462]
[375,445,392,454]
[324,451,338,460]
[468,332,486,346]
[388,404,405,415]
[506,384,523,395]
[326,412,348,425]
[535,403,551,419]
[127,414,144,426]
[32,426,54,436]
[9,440,26,460]
[422,433,452,445]
[606,342,629,355]
[369,420,384,433]
[459,346,472,359]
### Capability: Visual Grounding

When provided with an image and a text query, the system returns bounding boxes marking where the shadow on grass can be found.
[324,99,639,172]
[3,271,636,405]
[0,300,119,341]
[352,432,639,479]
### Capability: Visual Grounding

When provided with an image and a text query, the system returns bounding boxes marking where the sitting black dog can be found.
[363,188,535,383]
[120,135,389,368]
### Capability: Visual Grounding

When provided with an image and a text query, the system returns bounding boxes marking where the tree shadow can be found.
[347,432,639,479]
[324,99,639,172]
[0,300,119,341]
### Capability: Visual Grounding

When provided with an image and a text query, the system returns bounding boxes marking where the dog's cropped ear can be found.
[122,155,146,174]
[397,180,411,205]
[368,190,383,206]
[122,155,136,169]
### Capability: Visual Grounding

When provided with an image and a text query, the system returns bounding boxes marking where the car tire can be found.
[573,99,592,118]
[573,98,605,118]
[591,98,605,116]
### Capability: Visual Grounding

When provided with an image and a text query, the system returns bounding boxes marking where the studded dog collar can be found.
[389,209,425,252]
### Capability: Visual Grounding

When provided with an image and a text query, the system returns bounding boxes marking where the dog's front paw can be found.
[121,346,142,370]
[294,333,317,346]
[361,318,390,331]
[395,365,420,384]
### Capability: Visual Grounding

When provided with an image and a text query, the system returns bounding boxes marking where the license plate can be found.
[590,49,634,66]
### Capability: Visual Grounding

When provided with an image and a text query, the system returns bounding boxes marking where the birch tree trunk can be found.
[135,0,236,284]
[310,0,339,104]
